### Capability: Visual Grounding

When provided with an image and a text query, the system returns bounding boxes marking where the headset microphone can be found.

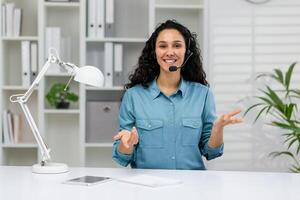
[169,51,193,72]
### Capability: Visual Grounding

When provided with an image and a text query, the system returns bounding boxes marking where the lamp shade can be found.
[74,65,104,87]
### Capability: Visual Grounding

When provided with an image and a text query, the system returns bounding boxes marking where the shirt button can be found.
[171,156,175,160]
[148,124,151,128]
[170,102,173,106]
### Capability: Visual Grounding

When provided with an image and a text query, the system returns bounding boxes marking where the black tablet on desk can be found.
[63,176,112,186]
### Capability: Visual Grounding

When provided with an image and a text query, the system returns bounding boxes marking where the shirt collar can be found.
[149,78,187,99]
[149,79,161,99]
[178,78,187,98]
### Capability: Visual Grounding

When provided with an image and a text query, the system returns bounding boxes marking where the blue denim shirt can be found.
[112,79,223,170]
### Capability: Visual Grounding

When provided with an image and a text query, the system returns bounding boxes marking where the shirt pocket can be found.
[181,118,202,146]
[136,119,164,148]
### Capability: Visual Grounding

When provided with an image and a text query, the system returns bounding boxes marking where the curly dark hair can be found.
[125,19,208,89]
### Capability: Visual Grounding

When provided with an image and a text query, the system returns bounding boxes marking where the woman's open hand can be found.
[208,108,243,148]
[214,108,243,129]
[113,127,139,155]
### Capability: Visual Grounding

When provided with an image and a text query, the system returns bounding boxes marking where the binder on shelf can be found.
[12,114,20,144]
[105,0,114,37]
[114,43,123,86]
[7,111,14,144]
[30,42,38,82]
[105,0,114,24]
[104,42,113,87]
[13,8,21,36]
[96,0,105,38]
[114,44,123,73]
[5,3,15,37]
[2,110,10,144]
[45,27,61,73]
[1,4,6,36]
[88,0,96,38]
[21,41,31,87]
[61,36,71,62]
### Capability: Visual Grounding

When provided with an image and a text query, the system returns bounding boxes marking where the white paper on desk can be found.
[116,174,182,188]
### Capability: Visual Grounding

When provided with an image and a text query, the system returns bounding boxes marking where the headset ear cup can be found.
[186,38,192,57]
[185,49,192,58]
[187,50,191,56]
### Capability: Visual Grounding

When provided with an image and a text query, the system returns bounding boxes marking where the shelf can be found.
[85,86,124,91]
[85,143,113,148]
[86,37,147,43]
[1,36,39,41]
[44,109,80,114]
[45,73,70,77]
[44,2,80,8]
[1,143,38,148]
[2,85,37,90]
[155,4,204,10]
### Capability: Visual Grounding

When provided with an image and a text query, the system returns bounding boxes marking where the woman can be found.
[112,20,242,170]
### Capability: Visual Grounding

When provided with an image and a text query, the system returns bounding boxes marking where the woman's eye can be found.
[174,44,182,48]
[159,45,167,49]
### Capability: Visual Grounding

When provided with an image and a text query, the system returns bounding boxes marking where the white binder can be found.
[2,110,10,144]
[104,42,113,87]
[13,8,21,36]
[5,3,15,37]
[2,4,6,36]
[96,0,105,38]
[105,0,114,24]
[45,27,61,73]
[88,0,96,38]
[105,0,114,37]
[114,43,123,72]
[21,41,31,87]
[30,42,38,82]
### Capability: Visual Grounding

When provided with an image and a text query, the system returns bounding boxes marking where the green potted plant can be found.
[244,62,300,172]
[46,83,79,109]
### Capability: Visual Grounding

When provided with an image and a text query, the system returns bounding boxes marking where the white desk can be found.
[0,166,299,200]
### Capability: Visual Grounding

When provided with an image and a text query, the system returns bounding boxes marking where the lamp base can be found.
[32,162,69,174]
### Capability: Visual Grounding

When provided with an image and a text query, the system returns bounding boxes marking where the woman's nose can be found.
[165,48,175,56]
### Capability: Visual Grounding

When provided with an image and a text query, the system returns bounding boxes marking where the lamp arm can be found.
[23,55,56,102]
[18,102,51,163]
[9,53,61,164]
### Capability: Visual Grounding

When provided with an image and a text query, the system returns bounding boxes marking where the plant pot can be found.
[56,102,70,109]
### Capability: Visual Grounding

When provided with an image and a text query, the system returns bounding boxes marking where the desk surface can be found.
[0,166,299,200]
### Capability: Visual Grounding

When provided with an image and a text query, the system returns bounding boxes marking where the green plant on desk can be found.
[46,83,79,109]
[244,62,300,173]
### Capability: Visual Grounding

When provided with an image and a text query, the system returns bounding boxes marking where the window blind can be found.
[206,0,300,171]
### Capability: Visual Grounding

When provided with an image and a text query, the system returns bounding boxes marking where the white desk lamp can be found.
[9,49,104,174]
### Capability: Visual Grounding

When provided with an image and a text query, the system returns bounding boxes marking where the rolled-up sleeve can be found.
[112,90,136,166]
[112,140,134,166]
[199,88,224,160]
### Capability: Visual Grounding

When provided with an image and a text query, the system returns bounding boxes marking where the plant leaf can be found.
[269,151,295,159]
[271,121,300,132]
[264,87,285,113]
[256,96,273,106]
[254,106,268,123]
[274,68,284,85]
[290,165,300,173]
[287,138,298,149]
[285,62,296,91]
[243,103,265,117]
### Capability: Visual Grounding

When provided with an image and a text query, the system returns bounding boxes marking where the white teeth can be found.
[165,59,176,64]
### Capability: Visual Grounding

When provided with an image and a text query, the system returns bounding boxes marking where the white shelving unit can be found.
[0,0,204,168]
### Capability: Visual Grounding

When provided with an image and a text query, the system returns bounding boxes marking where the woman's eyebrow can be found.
[157,40,184,43]
[173,40,184,43]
